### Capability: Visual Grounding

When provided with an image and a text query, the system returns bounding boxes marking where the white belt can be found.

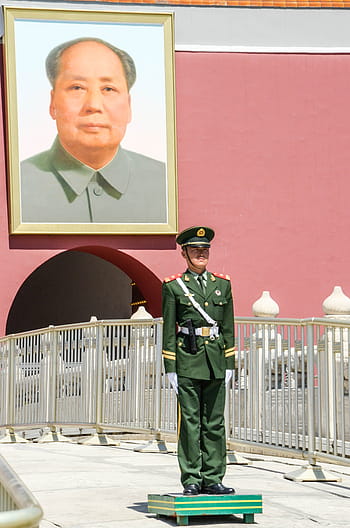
[179,326,219,339]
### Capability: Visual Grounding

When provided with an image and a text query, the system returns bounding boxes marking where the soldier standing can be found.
[162,226,236,496]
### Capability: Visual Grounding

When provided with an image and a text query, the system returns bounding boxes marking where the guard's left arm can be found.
[222,280,235,370]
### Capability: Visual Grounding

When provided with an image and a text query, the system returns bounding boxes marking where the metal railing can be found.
[0,317,349,467]
[0,319,169,435]
[0,453,43,527]
[231,317,350,465]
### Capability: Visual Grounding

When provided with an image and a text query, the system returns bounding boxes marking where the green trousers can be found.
[177,376,227,487]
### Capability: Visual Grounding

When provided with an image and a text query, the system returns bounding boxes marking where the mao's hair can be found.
[46,37,136,90]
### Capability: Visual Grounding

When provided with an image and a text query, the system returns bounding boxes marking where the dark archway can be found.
[73,245,162,317]
[6,246,162,335]
[6,251,134,334]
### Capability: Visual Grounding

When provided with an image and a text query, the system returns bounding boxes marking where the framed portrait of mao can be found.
[3,6,177,235]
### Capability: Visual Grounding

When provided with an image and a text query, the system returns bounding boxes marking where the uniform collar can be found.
[186,269,207,280]
[49,137,130,197]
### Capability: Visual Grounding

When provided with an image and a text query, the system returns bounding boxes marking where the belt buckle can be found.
[202,327,210,337]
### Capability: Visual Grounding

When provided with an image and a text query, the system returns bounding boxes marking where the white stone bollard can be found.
[252,290,279,318]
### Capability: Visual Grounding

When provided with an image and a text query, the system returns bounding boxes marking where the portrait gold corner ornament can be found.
[3,7,177,235]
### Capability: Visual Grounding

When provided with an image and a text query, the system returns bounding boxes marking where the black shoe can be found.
[202,483,235,495]
[183,483,201,495]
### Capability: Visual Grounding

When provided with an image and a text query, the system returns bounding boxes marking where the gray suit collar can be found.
[49,137,131,197]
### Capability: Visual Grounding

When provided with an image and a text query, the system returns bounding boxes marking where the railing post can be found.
[226,325,250,464]
[37,329,53,441]
[306,323,316,460]
[322,286,350,454]
[0,338,28,443]
[7,338,15,432]
[79,321,119,446]
[154,319,163,433]
[133,318,168,453]
[284,320,340,482]
[95,323,103,433]
[37,327,70,443]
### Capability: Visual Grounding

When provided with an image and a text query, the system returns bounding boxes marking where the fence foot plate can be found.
[227,451,252,465]
[148,492,263,525]
[284,464,341,482]
[134,440,168,453]
[35,430,71,443]
[77,433,120,446]
[0,431,29,444]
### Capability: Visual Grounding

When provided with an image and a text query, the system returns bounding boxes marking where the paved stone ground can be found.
[0,439,349,528]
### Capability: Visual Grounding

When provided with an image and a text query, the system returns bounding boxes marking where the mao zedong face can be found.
[49,40,132,169]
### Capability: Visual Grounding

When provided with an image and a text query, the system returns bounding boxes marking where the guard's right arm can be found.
[162,281,177,373]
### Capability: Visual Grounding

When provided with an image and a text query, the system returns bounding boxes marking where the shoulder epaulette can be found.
[164,273,182,283]
[212,272,231,281]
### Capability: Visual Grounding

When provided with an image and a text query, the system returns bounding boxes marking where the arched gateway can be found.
[6,247,162,334]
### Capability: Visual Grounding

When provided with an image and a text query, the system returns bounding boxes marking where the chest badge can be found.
[215,290,221,296]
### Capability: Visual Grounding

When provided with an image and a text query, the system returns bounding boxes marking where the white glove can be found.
[167,372,178,394]
[225,370,233,385]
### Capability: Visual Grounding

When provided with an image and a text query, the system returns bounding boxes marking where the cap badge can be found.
[215,290,221,296]
[197,228,205,237]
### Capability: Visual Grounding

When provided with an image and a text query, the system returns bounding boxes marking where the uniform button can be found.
[93,185,103,196]
[205,340,209,345]
[204,302,209,306]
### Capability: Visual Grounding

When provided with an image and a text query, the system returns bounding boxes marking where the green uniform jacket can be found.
[162,271,235,379]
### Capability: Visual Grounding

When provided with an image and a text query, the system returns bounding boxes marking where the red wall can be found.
[176,52,350,317]
[1,51,350,334]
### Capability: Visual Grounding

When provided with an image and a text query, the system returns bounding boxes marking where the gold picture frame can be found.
[4,6,177,234]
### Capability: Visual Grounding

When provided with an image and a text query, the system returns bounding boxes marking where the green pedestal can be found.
[148,493,263,525]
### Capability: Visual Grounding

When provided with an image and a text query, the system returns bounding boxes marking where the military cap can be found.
[176,226,215,248]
